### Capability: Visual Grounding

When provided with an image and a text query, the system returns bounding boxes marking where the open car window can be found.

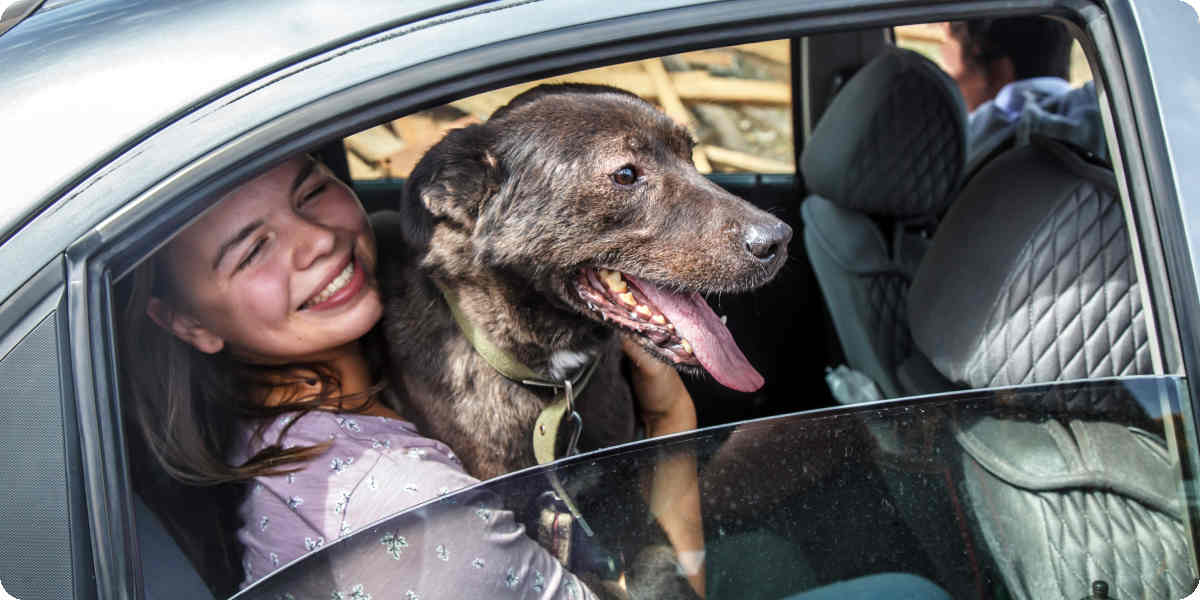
[235,377,1199,600]
[344,40,795,183]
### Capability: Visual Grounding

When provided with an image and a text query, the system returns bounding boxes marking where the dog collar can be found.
[433,279,600,463]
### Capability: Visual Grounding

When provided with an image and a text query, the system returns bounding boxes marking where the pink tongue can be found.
[627,275,764,392]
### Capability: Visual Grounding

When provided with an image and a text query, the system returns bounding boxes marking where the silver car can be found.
[1,1,1197,599]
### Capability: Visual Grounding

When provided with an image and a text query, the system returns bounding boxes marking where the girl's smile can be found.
[298,255,367,311]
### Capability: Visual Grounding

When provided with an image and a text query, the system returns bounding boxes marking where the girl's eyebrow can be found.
[212,219,264,271]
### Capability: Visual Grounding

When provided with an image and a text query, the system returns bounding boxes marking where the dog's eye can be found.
[611,165,638,186]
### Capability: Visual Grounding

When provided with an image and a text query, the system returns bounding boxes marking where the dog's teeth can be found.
[720,314,727,325]
[629,311,639,319]
[635,305,652,318]
[680,338,693,354]
[618,292,637,306]
[600,269,628,293]
[651,314,667,325]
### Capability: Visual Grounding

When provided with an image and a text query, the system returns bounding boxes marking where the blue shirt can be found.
[966,77,1107,174]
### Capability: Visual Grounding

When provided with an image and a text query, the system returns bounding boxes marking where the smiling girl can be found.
[117,154,708,598]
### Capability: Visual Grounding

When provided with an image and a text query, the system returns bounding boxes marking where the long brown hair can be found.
[118,247,390,595]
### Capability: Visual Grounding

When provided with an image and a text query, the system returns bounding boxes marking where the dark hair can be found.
[949,17,1073,80]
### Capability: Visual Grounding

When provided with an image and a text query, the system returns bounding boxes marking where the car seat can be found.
[135,493,214,599]
[799,48,966,399]
[906,136,1194,598]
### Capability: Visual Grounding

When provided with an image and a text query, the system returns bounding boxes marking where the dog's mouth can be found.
[574,267,764,392]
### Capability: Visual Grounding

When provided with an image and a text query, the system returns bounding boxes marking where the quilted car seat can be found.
[800,48,966,398]
[907,136,1195,599]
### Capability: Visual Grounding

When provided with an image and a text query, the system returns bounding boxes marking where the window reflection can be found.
[238,377,1197,600]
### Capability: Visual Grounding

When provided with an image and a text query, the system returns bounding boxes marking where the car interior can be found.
[113,14,1197,600]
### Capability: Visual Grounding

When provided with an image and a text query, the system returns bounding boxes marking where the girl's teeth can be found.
[305,262,354,308]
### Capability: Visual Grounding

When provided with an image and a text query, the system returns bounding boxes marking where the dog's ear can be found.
[399,124,502,249]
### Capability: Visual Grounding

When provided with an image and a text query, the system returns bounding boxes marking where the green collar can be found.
[434,280,599,463]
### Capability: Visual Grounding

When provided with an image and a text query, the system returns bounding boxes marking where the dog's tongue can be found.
[627,276,764,392]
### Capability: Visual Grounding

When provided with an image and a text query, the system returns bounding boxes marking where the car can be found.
[0,0,1198,599]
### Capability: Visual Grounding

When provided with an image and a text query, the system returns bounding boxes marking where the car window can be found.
[344,40,795,182]
[109,9,1194,600]
[234,377,1198,600]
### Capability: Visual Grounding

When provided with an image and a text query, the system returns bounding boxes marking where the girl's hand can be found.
[621,337,697,436]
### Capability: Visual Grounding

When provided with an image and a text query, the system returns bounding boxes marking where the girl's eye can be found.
[298,182,328,208]
[611,165,638,186]
[236,238,267,272]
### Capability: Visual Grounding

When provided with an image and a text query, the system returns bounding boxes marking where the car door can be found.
[40,0,1200,598]
[0,258,91,600]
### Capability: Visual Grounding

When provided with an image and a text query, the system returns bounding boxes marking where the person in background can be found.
[941,17,1108,171]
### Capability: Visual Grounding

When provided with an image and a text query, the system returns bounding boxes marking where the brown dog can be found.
[380,83,790,478]
[377,83,790,597]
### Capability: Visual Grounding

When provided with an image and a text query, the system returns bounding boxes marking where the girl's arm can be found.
[621,338,706,598]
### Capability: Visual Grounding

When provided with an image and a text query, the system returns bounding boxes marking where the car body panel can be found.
[0,0,482,241]
[1,0,759,306]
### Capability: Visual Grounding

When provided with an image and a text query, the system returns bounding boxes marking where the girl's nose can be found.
[290,216,337,270]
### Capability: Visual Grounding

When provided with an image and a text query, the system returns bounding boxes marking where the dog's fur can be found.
[378,84,789,598]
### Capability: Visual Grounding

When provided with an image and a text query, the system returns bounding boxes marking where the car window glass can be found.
[236,377,1198,600]
[344,40,795,181]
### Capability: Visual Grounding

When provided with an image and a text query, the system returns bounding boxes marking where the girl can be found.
[119,154,704,598]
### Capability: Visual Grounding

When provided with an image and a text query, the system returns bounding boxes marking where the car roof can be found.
[0,0,481,242]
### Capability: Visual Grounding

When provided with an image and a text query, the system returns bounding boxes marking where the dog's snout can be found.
[743,221,793,262]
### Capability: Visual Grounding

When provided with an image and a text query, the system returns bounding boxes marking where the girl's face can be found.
[152,156,383,364]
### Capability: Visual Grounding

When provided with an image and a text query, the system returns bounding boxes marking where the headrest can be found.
[801,48,967,218]
[907,139,1151,389]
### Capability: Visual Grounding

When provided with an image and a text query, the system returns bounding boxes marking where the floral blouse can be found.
[231,411,597,599]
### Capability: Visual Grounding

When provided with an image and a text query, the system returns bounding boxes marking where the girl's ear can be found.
[146,297,225,354]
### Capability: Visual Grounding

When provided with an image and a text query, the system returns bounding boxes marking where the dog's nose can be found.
[744,221,793,262]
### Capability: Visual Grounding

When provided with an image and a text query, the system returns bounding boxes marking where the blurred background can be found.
[343,24,1092,181]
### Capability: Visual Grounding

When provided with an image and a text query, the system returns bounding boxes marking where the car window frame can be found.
[50,1,1189,598]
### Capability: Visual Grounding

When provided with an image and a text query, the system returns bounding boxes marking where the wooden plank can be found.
[449,65,790,121]
[895,23,948,44]
[344,126,406,163]
[385,113,481,178]
[701,145,793,174]
[346,150,383,180]
[674,49,736,69]
[671,71,790,104]
[736,40,790,64]
[449,96,508,121]
[642,59,712,173]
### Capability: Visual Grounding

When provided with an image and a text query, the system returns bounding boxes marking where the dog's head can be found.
[401,84,791,392]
